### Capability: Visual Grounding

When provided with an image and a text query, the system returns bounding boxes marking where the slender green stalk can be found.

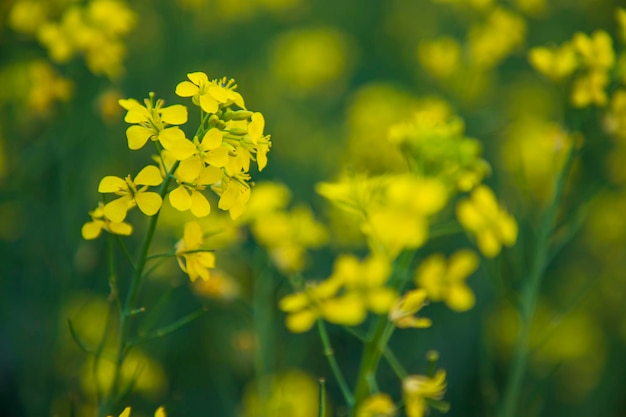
[498,147,575,417]
[317,319,355,407]
[318,378,327,417]
[97,161,179,417]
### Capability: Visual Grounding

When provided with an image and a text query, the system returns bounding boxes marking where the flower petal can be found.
[169,185,192,211]
[104,196,132,222]
[126,125,153,150]
[98,176,126,193]
[125,105,150,124]
[199,94,218,113]
[187,72,208,86]
[81,221,103,240]
[135,192,162,216]
[160,104,187,125]
[201,128,223,149]
[158,127,186,150]
[175,81,199,97]
[134,165,163,186]
[190,191,211,217]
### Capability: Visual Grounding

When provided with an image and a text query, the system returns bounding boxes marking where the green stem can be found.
[98,161,179,417]
[317,319,354,407]
[498,147,575,417]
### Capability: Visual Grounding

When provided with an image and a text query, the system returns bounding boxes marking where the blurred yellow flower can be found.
[403,370,447,417]
[175,221,216,282]
[572,30,615,70]
[98,165,163,222]
[528,43,578,81]
[8,0,49,35]
[418,37,461,79]
[415,250,479,312]
[571,70,609,108]
[468,7,526,69]
[357,393,396,417]
[456,185,517,257]
[108,406,166,417]
[279,278,343,333]
[389,289,432,329]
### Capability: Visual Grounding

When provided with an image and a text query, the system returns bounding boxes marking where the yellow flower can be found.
[169,165,222,217]
[98,165,163,222]
[357,393,396,417]
[415,250,479,312]
[417,37,461,79]
[388,289,432,329]
[572,30,615,70]
[456,185,517,258]
[119,94,188,150]
[403,370,447,417]
[214,174,252,220]
[82,202,133,239]
[279,278,343,333]
[176,72,245,113]
[248,112,271,171]
[325,254,397,320]
[174,128,230,178]
[571,70,609,108]
[528,43,578,81]
[175,221,216,282]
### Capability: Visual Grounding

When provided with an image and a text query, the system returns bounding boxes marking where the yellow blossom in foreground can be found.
[82,202,133,239]
[403,370,447,417]
[119,94,188,150]
[98,165,163,222]
[389,289,432,329]
[457,185,517,258]
[528,43,578,81]
[169,165,222,217]
[175,221,215,282]
[357,393,396,417]
[176,72,245,113]
[415,250,479,312]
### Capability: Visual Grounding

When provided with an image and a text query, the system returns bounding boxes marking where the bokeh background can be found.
[2,0,626,416]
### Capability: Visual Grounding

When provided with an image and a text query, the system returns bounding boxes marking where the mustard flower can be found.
[169,165,222,217]
[82,202,133,240]
[572,30,615,70]
[528,43,578,81]
[388,289,432,329]
[98,165,163,222]
[357,393,397,417]
[456,185,517,258]
[324,254,397,322]
[213,174,252,220]
[415,250,479,312]
[119,94,188,150]
[279,278,343,333]
[176,72,245,113]
[247,112,271,171]
[571,70,609,108]
[175,221,215,282]
[403,370,447,417]
[173,128,229,179]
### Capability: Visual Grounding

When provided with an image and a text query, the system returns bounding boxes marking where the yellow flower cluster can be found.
[82,73,270,282]
[27,0,137,79]
[246,182,328,274]
[279,254,397,332]
[387,102,490,191]
[529,29,616,107]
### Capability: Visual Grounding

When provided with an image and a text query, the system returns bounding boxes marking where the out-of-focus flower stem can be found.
[499,146,576,417]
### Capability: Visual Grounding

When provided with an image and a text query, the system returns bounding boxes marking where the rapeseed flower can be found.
[82,202,132,239]
[169,165,222,217]
[357,393,396,417]
[213,174,252,220]
[456,185,517,257]
[415,250,479,312]
[175,221,215,282]
[119,94,188,150]
[528,43,578,81]
[98,165,163,222]
[403,370,447,417]
[279,278,343,333]
[389,289,432,329]
[174,128,229,178]
[176,72,245,113]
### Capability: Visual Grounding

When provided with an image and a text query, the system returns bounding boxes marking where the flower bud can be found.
[229,127,248,136]
[229,110,254,121]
